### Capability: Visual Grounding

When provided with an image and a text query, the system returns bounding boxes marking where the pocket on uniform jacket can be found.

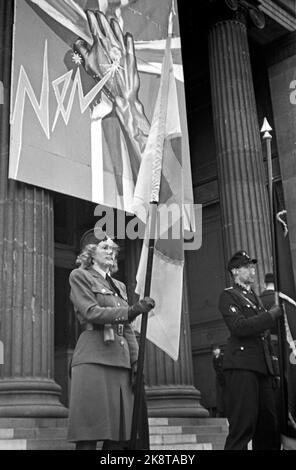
[91,286,113,307]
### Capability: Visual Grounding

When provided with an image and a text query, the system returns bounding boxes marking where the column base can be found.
[146,385,210,418]
[0,378,68,417]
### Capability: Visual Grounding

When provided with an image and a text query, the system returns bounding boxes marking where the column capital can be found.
[205,0,265,29]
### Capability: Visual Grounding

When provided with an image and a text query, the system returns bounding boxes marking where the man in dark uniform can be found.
[219,251,282,450]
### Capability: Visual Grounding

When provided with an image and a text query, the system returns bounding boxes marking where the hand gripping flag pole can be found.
[260,117,289,436]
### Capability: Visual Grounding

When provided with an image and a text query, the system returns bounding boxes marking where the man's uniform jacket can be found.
[69,267,139,369]
[219,285,278,375]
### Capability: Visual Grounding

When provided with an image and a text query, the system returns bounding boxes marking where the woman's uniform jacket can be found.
[69,267,139,370]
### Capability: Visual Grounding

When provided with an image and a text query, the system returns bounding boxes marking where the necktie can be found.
[106,274,122,299]
[106,274,125,337]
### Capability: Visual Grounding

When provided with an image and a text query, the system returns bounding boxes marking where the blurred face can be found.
[93,239,117,271]
[232,263,256,286]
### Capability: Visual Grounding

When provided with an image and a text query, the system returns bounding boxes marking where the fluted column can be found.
[208,1,272,285]
[0,0,67,417]
[125,239,208,417]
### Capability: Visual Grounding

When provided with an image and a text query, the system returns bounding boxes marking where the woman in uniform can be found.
[68,237,154,450]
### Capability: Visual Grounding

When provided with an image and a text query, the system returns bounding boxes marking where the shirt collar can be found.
[91,265,109,279]
[234,283,251,295]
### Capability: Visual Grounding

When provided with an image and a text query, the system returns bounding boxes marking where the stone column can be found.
[208,0,272,286]
[0,1,67,417]
[125,239,208,417]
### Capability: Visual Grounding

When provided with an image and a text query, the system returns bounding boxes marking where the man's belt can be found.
[117,324,124,336]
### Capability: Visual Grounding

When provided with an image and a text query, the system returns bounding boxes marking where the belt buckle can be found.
[117,324,124,336]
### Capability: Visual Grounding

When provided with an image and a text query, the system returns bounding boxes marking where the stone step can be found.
[26,439,75,450]
[196,434,226,450]
[149,425,182,435]
[0,439,27,450]
[13,427,68,439]
[148,418,168,426]
[150,443,212,450]
[181,425,227,435]
[0,429,14,439]
[0,416,227,450]
[167,417,228,427]
[150,433,197,445]
[149,424,227,435]
[0,418,68,428]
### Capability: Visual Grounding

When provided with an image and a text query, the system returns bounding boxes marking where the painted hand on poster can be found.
[74,10,150,156]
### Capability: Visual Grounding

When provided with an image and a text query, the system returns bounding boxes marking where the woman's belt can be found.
[85,323,124,336]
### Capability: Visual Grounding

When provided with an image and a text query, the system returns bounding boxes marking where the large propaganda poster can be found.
[9,0,193,215]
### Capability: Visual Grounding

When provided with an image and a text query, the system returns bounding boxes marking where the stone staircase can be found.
[149,417,228,450]
[0,417,228,450]
[0,418,74,450]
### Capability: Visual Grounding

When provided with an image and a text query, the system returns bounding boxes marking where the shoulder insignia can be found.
[229,305,238,313]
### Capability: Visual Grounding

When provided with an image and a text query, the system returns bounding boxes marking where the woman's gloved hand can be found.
[128,297,155,322]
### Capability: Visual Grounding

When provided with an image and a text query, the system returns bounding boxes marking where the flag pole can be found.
[129,202,157,450]
[129,2,176,449]
[261,117,289,435]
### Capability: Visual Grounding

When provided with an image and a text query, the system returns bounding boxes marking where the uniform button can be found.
[114,293,118,297]
[101,288,106,293]
[120,340,124,346]
[240,347,244,350]
[117,303,120,306]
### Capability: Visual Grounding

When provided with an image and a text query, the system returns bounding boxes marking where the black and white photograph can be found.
[0,0,296,456]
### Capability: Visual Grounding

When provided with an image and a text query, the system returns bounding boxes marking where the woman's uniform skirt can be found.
[68,363,134,442]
